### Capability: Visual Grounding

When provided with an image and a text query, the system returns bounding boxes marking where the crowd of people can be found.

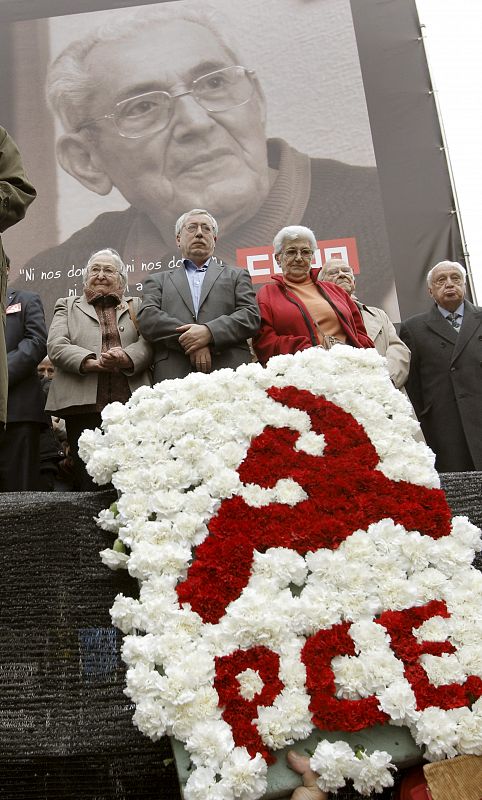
[1,137,481,491]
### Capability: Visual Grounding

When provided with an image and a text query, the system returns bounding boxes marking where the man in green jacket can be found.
[0,126,37,427]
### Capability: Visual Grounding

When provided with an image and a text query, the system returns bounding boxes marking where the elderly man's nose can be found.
[172,94,214,136]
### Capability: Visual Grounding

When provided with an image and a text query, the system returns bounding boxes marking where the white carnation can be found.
[454,707,482,754]
[218,748,267,800]
[420,653,467,686]
[99,547,129,570]
[415,707,459,759]
[185,719,235,770]
[132,696,168,740]
[351,750,395,795]
[251,548,307,586]
[110,594,143,634]
[236,668,264,701]
[96,507,121,533]
[310,740,354,791]
[377,680,418,724]
[184,767,225,800]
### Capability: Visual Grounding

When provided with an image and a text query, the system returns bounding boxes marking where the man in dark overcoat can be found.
[400,261,482,472]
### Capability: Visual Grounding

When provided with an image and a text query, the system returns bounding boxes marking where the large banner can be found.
[0,0,464,322]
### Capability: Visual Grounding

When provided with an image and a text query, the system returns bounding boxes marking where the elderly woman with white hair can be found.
[46,248,152,489]
[253,226,374,365]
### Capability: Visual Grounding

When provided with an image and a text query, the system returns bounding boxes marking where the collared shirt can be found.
[437,302,465,323]
[183,257,210,316]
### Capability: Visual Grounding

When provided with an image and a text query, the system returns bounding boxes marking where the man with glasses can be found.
[21,2,395,321]
[137,208,260,382]
[320,258,410,389]
[399,261,482,472]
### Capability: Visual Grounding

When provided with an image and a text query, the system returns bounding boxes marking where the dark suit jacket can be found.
[1,126,37,424]
[138,259,260,383]
[400,300,482,471]
[5,288,48,424]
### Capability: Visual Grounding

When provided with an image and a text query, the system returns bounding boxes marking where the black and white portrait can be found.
[3,0,397,320]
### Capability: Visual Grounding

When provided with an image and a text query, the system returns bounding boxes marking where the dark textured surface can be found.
[0,473,480,799]
[441,471,482,570]
[0,489,179,799]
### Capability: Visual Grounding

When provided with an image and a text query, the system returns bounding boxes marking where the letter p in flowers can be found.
[214,646,284,762]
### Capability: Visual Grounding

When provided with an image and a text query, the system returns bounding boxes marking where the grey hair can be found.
[175,209,219,237]
[47,4,242,132]
[84,248,128,288]
[426,261,466,286]
[273,226,317,256]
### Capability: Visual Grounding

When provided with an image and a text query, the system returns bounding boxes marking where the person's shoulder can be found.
[7,287,44,305]
[362,304,389,321]
[229,264,253,280]
[400,309,432,329]
[464,299,482,315]
[142,269,170,286]
[139,270,171,299]
[124,294,142,307]
[52,295,78,312]
[212,260,240,273]
[24,207,138,270]
[257,277,283,297]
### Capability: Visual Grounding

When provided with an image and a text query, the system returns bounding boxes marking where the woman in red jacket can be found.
[253,225,374,365]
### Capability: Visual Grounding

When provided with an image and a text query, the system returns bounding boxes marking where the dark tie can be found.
[447,312,461,333]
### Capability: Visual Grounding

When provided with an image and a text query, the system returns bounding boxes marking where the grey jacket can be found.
[138,260,260,383]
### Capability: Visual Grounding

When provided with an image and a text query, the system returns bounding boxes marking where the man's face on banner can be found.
[65,20,270,238]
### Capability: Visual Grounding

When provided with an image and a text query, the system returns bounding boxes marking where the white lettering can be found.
[246,254,270,278]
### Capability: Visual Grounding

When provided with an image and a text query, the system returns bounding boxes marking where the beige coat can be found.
[46,294,152,414]
[360,304,410,389]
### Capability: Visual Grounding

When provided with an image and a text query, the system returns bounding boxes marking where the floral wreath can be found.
[80,347,482,798]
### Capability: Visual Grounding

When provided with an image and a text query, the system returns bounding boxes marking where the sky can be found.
[415,0,482,303]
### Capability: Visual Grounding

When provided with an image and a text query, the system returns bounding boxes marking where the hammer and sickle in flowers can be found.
[177,386,452,624]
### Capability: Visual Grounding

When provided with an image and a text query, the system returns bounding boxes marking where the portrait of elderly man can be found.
[400,261,482,473]
[137,208,260,383]
[18,0,396,321]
